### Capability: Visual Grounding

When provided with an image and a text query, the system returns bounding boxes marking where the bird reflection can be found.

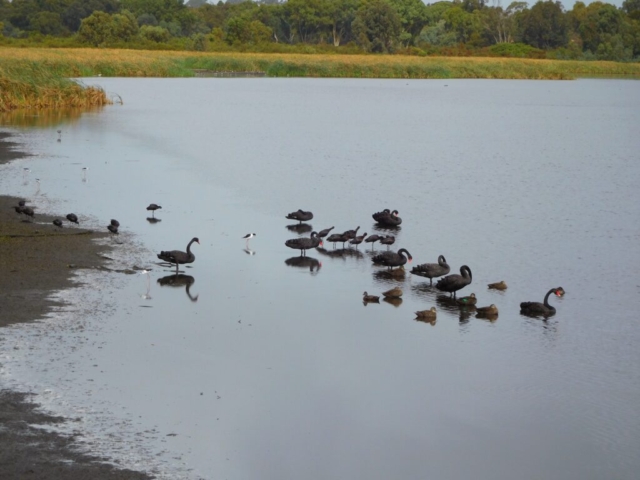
[415,317,436,326]
[372,224,401,234]
[157,274,199,302]
[373,266,405,280]
[139,269,152,300]
[383,296,403,308]
[146,217,162,224]
[285,256,321,273]
[82,167,89,183]
[243,247,256,256]
[286,223,312,234]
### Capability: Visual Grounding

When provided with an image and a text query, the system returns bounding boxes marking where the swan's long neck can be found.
[186,239,195,254]
[461,266,471,280]
[543,288,556,308]
[439,255,446,266]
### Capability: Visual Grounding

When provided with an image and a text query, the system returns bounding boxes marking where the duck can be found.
[146,203,162,217]
[110,219,120,228]
[520,288,562,317]
[415,307,437,320]
[488,280,507,290]
[436,265,472,298]
[284,231,322,256]
[66,213,79,224]
[476,304,499,317]
[363,291,380,303]
[382,287,403,298]
[53,219,63,228]
[372,248,412,270]
[456,293,477,306]
[285,209,313,224]
[157,237,199,273]
[411,255,450,285]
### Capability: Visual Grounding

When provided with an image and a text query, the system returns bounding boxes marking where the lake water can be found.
[1,78,639,480]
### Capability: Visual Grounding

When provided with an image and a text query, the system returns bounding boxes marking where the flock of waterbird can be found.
[12,162,564,320]
[282,208,566,322]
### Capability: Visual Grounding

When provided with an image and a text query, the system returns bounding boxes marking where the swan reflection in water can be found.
[147,217,162,224]
[285,256,321,273]
[157,274,199,302]
[286,223,312,234]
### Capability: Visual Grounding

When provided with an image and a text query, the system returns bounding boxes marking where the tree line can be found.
[1,0,639,61]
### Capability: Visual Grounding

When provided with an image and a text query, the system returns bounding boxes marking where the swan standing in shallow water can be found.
[157,237,200,273]
[436,265,472,298]
[411,255,450,285]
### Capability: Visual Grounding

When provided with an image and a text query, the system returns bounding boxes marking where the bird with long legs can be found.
[157,237,200,274]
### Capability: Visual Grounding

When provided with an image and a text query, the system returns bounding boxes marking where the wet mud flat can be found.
[0,133,152,479]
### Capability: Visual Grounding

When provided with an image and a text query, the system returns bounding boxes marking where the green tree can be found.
[389,0,427,45]
[78,10,114,45]
[284,0,328,43]
[30,11,66,35]
[575,2,625,52]
[623,0,640,21]
[62,0,120,32]
[520,0,568,49]
[327,0,357,46]
[352,0,401,52]
[140,24,170,41]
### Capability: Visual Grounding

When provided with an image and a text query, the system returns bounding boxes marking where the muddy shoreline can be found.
[0,132,153,479]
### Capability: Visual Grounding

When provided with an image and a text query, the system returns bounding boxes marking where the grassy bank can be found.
[0,59,110,112]
[2,48,640,82]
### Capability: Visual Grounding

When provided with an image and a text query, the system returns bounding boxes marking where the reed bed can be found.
[1,48,639,111]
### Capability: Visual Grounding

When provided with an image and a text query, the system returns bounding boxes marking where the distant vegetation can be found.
[0,0,639,61]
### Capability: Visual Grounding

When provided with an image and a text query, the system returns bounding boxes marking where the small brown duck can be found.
[382,287,403,298]
[363,291,380,303]
[456,293,477,306]
[415,307,437,320]
[488,281,507,290]
[476,304,499,317]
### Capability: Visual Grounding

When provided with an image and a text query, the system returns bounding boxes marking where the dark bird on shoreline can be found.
[379,235,396,250]
[23,207,35,221]
[107,224,119,235]
[372,209,391,222]
[436,265,472,298]
[375,209,402,227]
[286,209,313,224]
[18,200,26,207]
[372,248,413,270]
[157,237,200,274]
[349,232,367,249]
[285,231,322,256]
[520,288,562,318]
[456,293,477,306]
[364,234,381,250]
[13,206,24,216]
[147,204,162,217]
[411,255,450,285]
[488,281,507,290]
[110,219,120,228]
[66,213,79,224]
[53,219,63,228]
[317,226,334,239]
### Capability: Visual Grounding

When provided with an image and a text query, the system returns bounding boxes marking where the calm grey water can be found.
[1,78,640,480]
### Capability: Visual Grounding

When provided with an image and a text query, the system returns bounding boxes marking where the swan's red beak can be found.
[408,257,413,263]
[196,239,200,244]
[319,241,324,247]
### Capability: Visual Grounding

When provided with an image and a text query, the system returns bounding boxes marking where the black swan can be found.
[456,293,477,306]
[372,248,412,270]
[379,235,396,250]
[286,209,313,224]
[436,265,472,298]
[363,292,380,302]
[375,210,402,227]
[415,307,437,320]
[476,304,499,317]
[147,204,162,217]
[317,226,334,239]
[157,237,200,273]
[66,213,79,224]
[364,234,381,250]
[349,232,367,249]
[53,219,63,228]
[382,287,403,298]
[285,231,322,256]
[488,281,507,290]
[372,209,391,222]
[411,255,450,285]
[520,288,562,317]
[110,219,120,228]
